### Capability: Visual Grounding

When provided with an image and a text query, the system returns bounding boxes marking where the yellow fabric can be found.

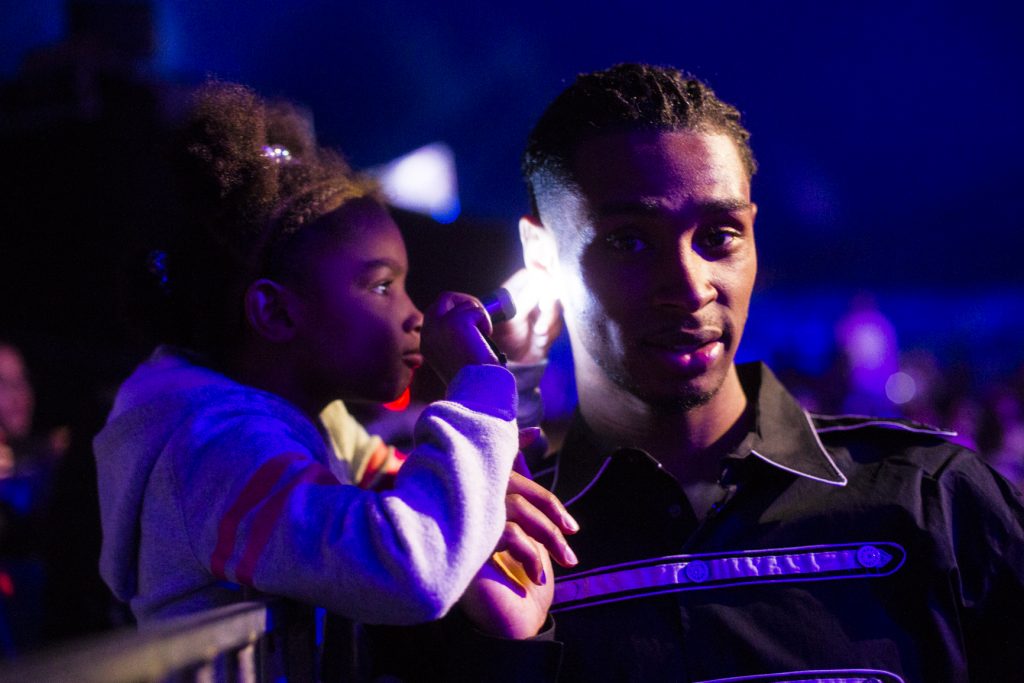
[319,400,398,489]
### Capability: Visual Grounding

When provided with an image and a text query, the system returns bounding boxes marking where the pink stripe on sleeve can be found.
[210,453,306,580]
[234,462,339,586]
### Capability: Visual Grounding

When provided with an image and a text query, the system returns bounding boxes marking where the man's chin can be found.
[644,385,718,412]
[620,365,729,412]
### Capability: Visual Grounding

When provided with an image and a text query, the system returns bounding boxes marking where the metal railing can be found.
[0,600,317,682]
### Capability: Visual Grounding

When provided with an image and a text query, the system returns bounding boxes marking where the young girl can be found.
[94,82,574,629]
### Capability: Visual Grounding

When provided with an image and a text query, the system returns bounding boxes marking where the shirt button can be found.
[857,545,883,569]
[667,504,683,518]
[685,560,709,583]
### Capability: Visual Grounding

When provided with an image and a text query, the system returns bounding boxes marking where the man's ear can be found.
[519,214,559,279]
[244,279,299,343]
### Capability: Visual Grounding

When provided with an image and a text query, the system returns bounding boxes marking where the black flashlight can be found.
[481,287,516,324]
[479,288,517,364]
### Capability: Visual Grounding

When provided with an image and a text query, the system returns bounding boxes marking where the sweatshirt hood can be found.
[94,348,247,602]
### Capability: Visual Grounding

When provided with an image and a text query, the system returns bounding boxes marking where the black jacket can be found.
[537,362,1024,682]
[367,362,1024,682]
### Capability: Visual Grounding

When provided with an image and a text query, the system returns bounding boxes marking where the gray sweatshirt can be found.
[94,347,518,623]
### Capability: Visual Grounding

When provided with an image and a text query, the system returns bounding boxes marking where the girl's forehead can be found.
[318,199,400,239]
[303,203,408,274]
[301,196,397,243]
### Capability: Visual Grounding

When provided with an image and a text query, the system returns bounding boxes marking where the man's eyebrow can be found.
[595,198,753,217]
[699,198,754,213]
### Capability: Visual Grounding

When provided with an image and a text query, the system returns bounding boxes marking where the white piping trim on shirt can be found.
[548,451,563,494]
[814,418,958,438]
[532,464,556,480]
[563,456,613,507]
[694,668,906,683]
[748,411,848,487]
[561,405,860,505]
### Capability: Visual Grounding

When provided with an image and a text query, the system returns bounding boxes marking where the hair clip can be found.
[261,144,293,164]
[147,249,171,295]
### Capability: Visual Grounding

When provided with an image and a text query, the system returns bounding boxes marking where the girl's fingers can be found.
[505,480,579,569]
[508,471,579,535]
[495,521,546,584]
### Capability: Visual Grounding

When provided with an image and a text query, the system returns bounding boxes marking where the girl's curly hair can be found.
[147,80,379,362]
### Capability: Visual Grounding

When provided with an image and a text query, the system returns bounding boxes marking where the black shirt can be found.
[536,362,1024,682]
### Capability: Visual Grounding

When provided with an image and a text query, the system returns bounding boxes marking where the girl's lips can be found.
[402,353,424,369]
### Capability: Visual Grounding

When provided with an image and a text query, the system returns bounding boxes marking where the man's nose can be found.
[653,247,717,312]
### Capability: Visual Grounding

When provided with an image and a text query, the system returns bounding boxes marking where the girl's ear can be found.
[244,279,299,343]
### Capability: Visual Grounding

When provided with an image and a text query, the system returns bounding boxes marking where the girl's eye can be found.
[371,281,392,295]
[605,232,648,253]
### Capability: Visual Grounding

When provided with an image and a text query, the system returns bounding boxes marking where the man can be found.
[508,63,1024,682]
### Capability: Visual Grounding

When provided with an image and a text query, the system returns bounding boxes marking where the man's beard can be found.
[599,358,724,413]
[655,387,718,412]
[594,321,733,412]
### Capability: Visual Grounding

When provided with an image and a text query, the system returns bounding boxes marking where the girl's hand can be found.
[421,292,500,384]
[460,466,579,639]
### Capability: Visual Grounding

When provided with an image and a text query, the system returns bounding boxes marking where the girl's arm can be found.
[172,363,518,624]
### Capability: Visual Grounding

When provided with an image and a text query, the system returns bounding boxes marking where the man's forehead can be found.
[596,196,754,219]
[567,129,750,212]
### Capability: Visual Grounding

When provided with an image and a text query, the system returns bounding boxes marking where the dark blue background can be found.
[5,1,1022,282]
[3,1,1023,379]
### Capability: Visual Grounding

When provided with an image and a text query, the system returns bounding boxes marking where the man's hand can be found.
[460,469,578,639]
[491,269,562,365]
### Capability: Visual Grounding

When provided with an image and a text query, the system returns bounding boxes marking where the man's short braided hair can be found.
[522,63,756,218]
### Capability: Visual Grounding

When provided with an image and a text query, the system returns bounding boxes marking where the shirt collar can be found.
[734,362,847,487]
[551,362,847,502]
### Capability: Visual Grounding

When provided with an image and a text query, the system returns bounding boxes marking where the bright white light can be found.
[372,143,460,223]
[502,268,557,331]
[885,371,917,405]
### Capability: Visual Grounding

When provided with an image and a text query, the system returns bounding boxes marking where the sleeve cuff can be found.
[445,364,518,422]
[509,361,547,427]
[436,610,563,681]
[362,612,562,682]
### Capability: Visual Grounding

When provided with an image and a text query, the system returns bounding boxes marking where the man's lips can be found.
[641,329,727,372]
[642,329,724,353]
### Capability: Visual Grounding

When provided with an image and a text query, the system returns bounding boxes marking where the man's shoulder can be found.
[809,412,957,439]
[808,412,975,477]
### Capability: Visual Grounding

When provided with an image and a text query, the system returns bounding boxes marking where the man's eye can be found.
[700,227,740,250]
[605,233,648,253]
